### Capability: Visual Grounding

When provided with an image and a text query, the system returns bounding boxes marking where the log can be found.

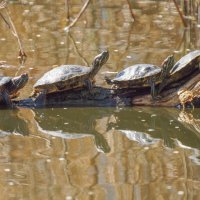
[132,73,200,107]
[15,71,200,108]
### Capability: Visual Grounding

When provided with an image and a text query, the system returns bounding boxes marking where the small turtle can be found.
[159,50,200,93]
[0,73,29,106]
[105,55,174,99]
[31,50,109,100]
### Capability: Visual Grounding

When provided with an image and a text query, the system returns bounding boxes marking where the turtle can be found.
[0,73,29,106]
[31,50,109,100]
[158,50,200,93]
[105,55,175,99]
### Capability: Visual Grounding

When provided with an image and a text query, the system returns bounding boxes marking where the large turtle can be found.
[159,50,200,93]
[31,50,109,99]
[0,73,29,106]
[105,55,175,99]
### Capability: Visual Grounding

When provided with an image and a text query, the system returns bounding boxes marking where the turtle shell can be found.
[110,64,161,88]
[170,50,200,80]
[34,65,92,93]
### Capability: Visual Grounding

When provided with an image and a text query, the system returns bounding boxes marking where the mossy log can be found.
[15,72,200,108]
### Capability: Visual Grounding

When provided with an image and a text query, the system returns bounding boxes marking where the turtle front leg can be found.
[81,79,94,99]
[10,91,20,99]
[0,90,13,108]
[148,77,157,100]
[158,55,175,93]
[29,90,38,98]
[34,89,48,107]
[84,79,93,91]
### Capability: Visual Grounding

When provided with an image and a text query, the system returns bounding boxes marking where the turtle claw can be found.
[34,90,47,107]
[152,95,162,100]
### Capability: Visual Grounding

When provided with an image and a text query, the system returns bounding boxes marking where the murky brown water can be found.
[0,0,200,199]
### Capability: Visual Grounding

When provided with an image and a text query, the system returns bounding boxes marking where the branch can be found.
[126,0,136,21]
[0,0,6,9]
[64,0,91,32]
[65,0,70,21]
[68,32,89,66]
[172,0,187,28]
[4,8,27,59]
[0,2,27,63]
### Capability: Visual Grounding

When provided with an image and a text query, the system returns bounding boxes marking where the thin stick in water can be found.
[126,0,136,21]
[0,0,6,9]
[64,0,91,32]
[172,0,187,27]
[65,0,70,21]
[5,8,27,58]
[0,1,27,63]
[68,32,89,66]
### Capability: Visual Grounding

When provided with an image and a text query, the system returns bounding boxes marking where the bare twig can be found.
[0,0,7,9]
[68,32,89,66]
[5,8,27,57]
[0,12,10,27]
[65,0,70,21]
[64,0,91,32]
[126,0,136,21]
[172,0,187,27]
[0,2,27,63]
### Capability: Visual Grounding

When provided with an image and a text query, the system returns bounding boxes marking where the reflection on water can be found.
[0,109,29,136]
[0,107,200,199]
[0,0,200,199]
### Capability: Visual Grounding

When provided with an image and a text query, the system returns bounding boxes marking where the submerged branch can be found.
[64,0,91,31]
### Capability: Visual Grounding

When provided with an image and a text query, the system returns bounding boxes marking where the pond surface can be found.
[0,0,200,199]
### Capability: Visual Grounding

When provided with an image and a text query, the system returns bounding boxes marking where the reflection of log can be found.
[15,71,200,108]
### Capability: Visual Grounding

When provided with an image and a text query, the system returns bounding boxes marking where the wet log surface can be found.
[14,71,200,109]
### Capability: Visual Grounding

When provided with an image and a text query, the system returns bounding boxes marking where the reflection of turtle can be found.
[159,50,200,93]
[0,73,29,106]
[105,55,174,99]
[31,51,109,99]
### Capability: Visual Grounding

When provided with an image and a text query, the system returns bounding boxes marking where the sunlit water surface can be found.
[0,0,200,199]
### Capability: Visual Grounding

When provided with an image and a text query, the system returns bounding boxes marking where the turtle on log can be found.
[105,55,174,99]
[31,50,109,103]
[158,50,200,93]
[0,73,29,107]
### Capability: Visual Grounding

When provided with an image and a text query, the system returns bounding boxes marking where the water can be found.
[0,0,200,199]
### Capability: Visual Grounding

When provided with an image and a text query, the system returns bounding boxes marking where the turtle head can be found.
[160,55,175,80]
[12,73,29,90]
[90,50,109,77]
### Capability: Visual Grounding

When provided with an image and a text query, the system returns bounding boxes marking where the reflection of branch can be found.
[126,0,135,21]
[68,32,89,66]
[172,0,187,27]
[64,0,91,31]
